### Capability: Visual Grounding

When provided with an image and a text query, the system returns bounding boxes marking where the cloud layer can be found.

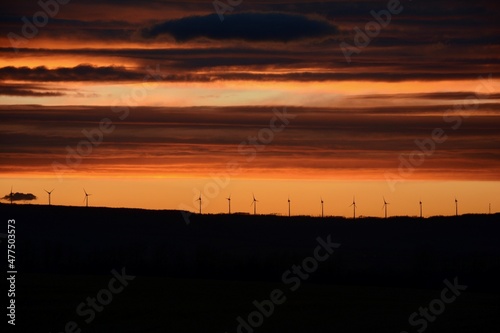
[1,192,37,202]
[141,13,337,42]
[0,65,144,82]
[1,0,499,183]
[1,105,499,180]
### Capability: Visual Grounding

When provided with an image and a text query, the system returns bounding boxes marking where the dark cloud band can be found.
[141,12,337,42]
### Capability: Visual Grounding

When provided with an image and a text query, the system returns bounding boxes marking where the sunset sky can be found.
[1,0,499,217]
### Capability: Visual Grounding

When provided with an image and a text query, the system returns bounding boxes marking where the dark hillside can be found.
[2,204,499,332]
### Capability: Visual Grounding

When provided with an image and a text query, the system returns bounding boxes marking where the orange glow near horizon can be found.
[1,177,498,218]
[1,79,499,107]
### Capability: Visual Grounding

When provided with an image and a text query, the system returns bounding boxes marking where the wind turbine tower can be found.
[196,194,202,214]
[320,197,324,218]
[45,189,54,205]
[251,194,258,215]
[455,198,458,216]
[382,197,389,219]
[349,196,357,220]
[83,188,92,207]
[419,200,423,219]
[288,196,291,217]
[226,195,231,214]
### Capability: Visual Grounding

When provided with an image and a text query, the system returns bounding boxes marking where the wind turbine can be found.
[44,189,54,205]
[251,193,258,215]
[419,200,423,218]
[226,194,231,214]
[288,196,291,217]
[349,196,357,220]
[382,197,389,219]
[455,198,458,216]
[83,188,92,207]
[320,197,324,218]
[196,194,202,214]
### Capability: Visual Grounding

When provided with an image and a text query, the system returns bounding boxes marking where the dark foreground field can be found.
[2,204,500,332]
